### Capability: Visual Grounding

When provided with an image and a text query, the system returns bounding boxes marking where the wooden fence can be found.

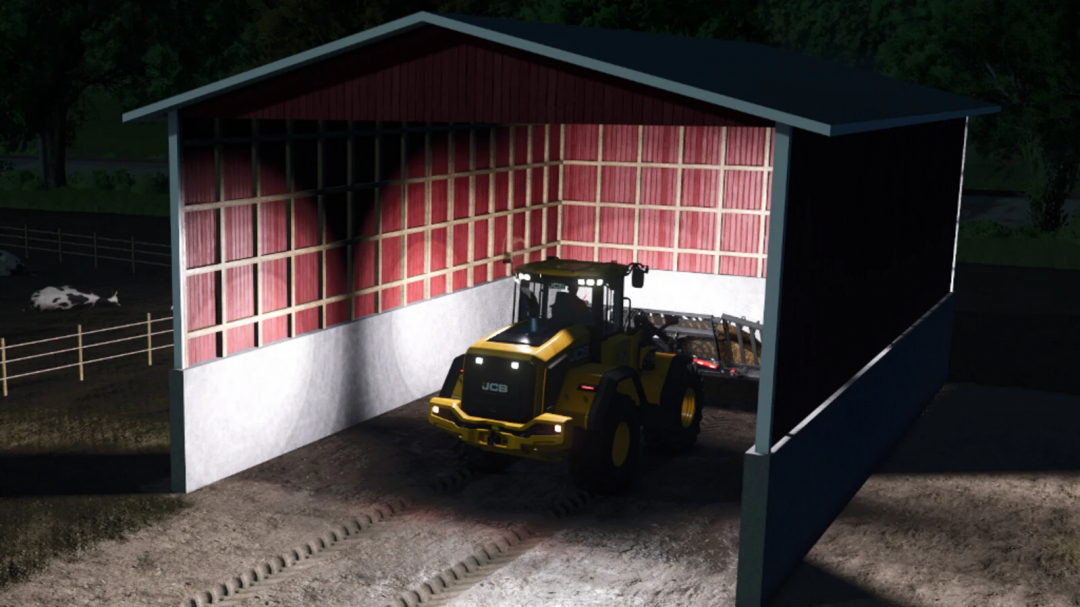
[0,224,170,272]
[0,314,173,396]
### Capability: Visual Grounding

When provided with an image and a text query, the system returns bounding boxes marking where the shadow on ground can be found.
[769,561,904,607]
[0,453,170,496]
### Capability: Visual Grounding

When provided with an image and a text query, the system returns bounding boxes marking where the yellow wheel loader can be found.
[428,258,706,493]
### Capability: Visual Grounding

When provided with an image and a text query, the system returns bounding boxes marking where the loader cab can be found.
[500,259,640,362]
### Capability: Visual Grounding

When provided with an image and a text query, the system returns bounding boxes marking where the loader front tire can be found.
[570,394,641,494]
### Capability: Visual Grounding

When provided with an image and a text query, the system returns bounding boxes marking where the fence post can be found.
[93,232,98,268]
[131,236,136,273]
[57,228,62,263]
[77,324,84,381]
[147,313,153,366]
[1,337,7,397]
[23,225,28,258]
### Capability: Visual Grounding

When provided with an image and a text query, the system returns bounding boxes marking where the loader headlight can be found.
[510,361,520,370]
[554,424,562,434]
[475,356,484,365]
[432,405,440,415]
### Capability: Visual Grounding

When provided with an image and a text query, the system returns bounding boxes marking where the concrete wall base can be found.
[170,278,514,493]
[627,269,766,323]
[735,293,954,607]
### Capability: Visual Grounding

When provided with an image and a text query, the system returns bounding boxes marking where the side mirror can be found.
[632,267,644,288]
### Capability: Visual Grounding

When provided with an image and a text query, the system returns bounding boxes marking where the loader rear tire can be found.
[570,394,641,494]
[645,358,703,454]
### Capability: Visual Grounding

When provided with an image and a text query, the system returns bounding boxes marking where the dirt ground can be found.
[1,253,1078,606]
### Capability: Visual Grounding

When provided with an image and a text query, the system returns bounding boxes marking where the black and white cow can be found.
[0,249,28,277]
[30,286,120,312]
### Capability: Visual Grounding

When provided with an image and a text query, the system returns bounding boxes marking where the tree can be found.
[761,0,1080,233]
[875,0,1080,232]
[0,0,260,188]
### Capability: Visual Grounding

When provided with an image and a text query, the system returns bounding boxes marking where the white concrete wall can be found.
[170,277,515,493]
[627,269,766,323]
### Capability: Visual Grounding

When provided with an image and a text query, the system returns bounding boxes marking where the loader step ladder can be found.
[637,309,764,380]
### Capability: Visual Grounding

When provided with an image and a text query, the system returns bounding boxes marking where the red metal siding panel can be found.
[529,209,543,247]
[561,204,595,243]
[642,127,679,163]
[565,125,599,160]
[381,185,402,233]
[496,127,511,167]
[473,218,489,261]
[476,129,493,172]
[599,207,634,245]
[475,175,491,215]
[324,137,348,188]
[564,165,597,201]
[511,210,526,251]
[682,169,721,208]
[546,207,559,242]
[293,140,317,193]
[225,266,254,354]
[494,172,509,212]
[600,166,636,203]
[354,240,376,288]
[454,131,471,172]
[530,168,543,205]
[183,145,216,205]
[561,245,593,262]
[639,208,675,248]
[407,132,426,179]
[407,231,425,278]
[723,170,764,210]
[383,286,401,310]
[355,293,376,318]
[223,145,252,201]
[721,214,761,253]
[430,227,447,271]
[550,123,562,161]
[473,263,488,285]
[381,236,401,283]
[325,193,348,243]
[603,125,637,162]
[514,126,528,165]
[720,256,758,277]
[261,259,289,344]
[493,216,508,257]
[453,223,469,266]
[223,204,252,262]
[407,183,426,229]
[431,179,448,224]
[683,127,723,165]
[431,131,449,176]
[452,269,468,292]
[638,250,673,271]
[641,168,677,206]
[548,167,560,202]
[453,178,471,219]
[430,273,446,298]
[185,210,216,268]
[259,142,287,196]
[294,197,319,249]
[355,189,377,236]
[678,211,716,250]
[294,252,319,305]
[532,125,546,163]
[325,245,347,297]
[260,199,288,254]
[678,253,713,273]
[769,128,776,166]
[599,247,633,265]
[727,127,767,166]
[767,175,772,211]
[513,170,526,208]
[407,280,425,304]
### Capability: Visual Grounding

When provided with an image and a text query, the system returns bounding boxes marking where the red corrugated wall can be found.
[559,124,774,276]
[180,119,560,366]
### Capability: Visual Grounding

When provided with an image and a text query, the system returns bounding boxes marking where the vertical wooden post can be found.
[147,313,153,366]
[131,236,136,273]
[1,337,7,397]
[93,232,98,268]
[57,228,62,263]
[23,225,28,258]
[77,325,84,381]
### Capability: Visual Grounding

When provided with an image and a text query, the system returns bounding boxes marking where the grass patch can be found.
[957,219,1080,270]
[0,188,168,217]
[1,89,167,160]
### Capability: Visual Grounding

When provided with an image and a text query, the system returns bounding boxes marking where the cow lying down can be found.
[31,286,120,311]
[0,249,28,277]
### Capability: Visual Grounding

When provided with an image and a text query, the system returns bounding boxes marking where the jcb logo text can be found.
[481,382,509,393]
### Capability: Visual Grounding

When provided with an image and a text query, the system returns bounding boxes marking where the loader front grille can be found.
[460,357,538,424]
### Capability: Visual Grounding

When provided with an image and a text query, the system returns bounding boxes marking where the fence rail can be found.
[0,224,170,272]
[0,314,174,396]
